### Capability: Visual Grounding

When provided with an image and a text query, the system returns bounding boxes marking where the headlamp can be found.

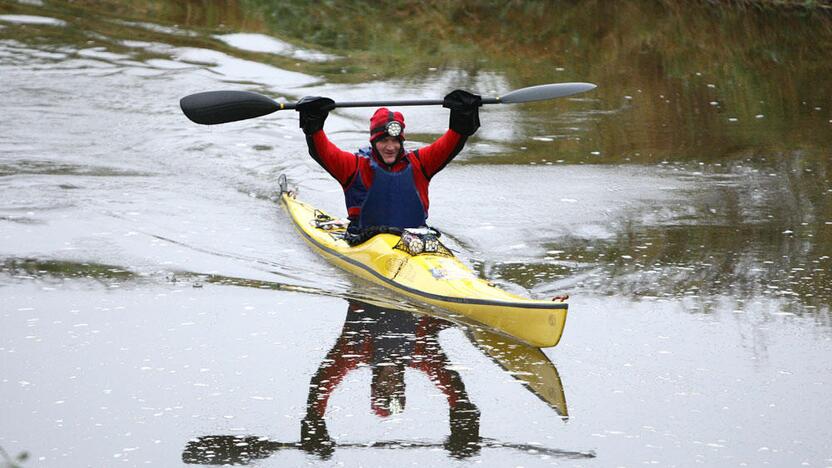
[385,121,403,137]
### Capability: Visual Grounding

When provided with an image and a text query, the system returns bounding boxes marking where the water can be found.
[1,1,831,467]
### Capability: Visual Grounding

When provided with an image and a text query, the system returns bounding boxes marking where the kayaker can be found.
[295,90,481,236]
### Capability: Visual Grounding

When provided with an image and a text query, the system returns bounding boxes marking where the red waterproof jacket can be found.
[305,129,468,222]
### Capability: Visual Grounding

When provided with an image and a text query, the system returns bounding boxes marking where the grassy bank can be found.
[3,0,831,163]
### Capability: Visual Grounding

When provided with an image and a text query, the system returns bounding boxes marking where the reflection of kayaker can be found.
[301,299,481,459]
[179,296,592,465]
[182,298,595,465]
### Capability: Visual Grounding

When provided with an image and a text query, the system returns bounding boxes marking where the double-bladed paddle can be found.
[180,82,597,125]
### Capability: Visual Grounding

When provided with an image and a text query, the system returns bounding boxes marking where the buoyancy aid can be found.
[344,148,427,230]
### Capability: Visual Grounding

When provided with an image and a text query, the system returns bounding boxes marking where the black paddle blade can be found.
[180,90,281,125]
[182,435,290,464]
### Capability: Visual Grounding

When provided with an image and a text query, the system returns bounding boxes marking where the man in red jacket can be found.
[295,90,481,236]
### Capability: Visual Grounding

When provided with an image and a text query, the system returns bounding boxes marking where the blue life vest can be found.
[345,148,427,230]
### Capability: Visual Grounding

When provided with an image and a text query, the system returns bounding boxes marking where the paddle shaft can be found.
[180,82,596,125]
[278,97,499,111]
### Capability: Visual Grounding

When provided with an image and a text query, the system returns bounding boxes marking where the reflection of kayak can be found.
[468,328,568,417]
[280,179,568,348]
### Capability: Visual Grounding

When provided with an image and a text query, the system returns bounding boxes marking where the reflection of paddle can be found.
[181,434,595,465]
[467,327,569,418]
[180,82,596,125]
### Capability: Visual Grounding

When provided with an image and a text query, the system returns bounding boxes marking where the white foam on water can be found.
[215,33,339,63]
[173,47,322,91]
[0,14,66,26]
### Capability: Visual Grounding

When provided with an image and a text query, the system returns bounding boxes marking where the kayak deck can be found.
[281,190,567,348]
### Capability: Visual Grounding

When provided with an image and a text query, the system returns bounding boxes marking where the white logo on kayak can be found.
[430,268,447,279]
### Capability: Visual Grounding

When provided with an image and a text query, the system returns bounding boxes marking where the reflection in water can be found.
[1,256,581,461]
[467,328,568,418]
[182,299,591,464]
[301,300,480,459]
[181,434,593,465]
[0,444,28,468]
[1,257,136,282]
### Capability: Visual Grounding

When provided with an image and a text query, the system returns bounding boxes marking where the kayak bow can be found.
[279,180,568,348]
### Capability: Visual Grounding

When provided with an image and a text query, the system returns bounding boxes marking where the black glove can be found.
[446,400,481,458]
[443,89,481,136]
[300,415,334,459]
[296,96,335,135]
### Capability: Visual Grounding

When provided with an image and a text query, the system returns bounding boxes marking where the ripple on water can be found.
[215,33,339,63]
[0,15,66,27]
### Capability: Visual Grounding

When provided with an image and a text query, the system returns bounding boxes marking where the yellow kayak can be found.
[280,182,568,348]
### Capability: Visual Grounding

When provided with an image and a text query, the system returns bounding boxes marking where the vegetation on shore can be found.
[19,0,831,82]
[3,0,830,164]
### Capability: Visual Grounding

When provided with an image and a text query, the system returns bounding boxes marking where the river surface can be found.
[1,1,831,467]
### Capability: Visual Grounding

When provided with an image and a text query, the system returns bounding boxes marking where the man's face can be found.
[374,136,402,164]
